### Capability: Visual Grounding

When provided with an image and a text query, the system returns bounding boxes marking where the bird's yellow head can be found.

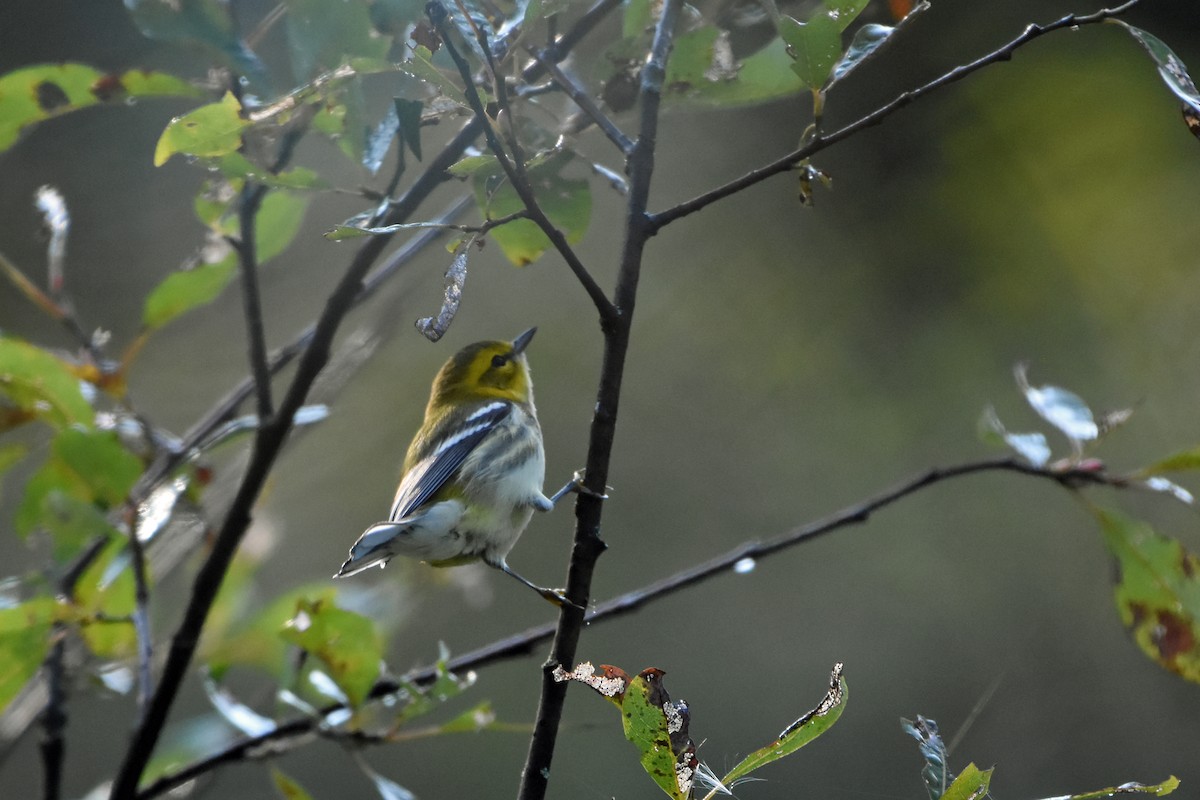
[428,327,537,410]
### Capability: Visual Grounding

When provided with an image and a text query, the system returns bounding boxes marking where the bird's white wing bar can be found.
[388,401,513,520]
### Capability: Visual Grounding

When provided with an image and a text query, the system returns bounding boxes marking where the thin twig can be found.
[134,455,1120,799]
[229,183,275,421]
[429,1,617,324]
[528,49,633,154]
[646,0,1143,233]
[38,631,66,800]
[38,535,110,800]
[125,508,154,719]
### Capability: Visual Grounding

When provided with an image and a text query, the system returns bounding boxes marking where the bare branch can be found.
[646,0,1144,233]
[527,49,634,155]
[135,454,1123,799]
[228,183,274,421]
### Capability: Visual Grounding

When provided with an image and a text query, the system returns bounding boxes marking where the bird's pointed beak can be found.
[511,327,537,356]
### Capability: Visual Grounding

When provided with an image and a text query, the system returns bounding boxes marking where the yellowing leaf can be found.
[0,63,200,152]
[154,91,247,166]
[0,598,55,714]
[0,336,94,428]
[1096,508,1200,683]
[280,597,382,708]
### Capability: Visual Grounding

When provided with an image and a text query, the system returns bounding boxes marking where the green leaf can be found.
[203,584,336,681]
[1046,775,1181,799]
[620,669,694,800]
[0,63,201,153]
[436,701,498,734]
[256,191,311,261]
[722,662,847,784]
[901,715,949,800]
[399,46,469,109]
[667,36,807,107]
[283,0,391,82]
[623,0,651,39]
[823,0,870,25]
[472,157,591,266]
[280,596,382,708]
[942,763,993,800]
[142,253,237,330]
[0,597,55,714]
[214,153,327,189]
[125,0,268,88]
[447,154,501,178]
[779,12,843,90]
[1139,445,1200,476]
[271,767,316,800]
[554,663,695,800]
[53,427,143,507]
[74,538,138,659]
[154,91,248,167]
[40,491,123,561]
[0,336,94,428]
[1112,22,1200,115]
[665,27,724,89]
[1096,508,1200,683]
[395,97,424,162]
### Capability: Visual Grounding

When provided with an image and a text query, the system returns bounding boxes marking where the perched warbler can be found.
[334,327,568,605]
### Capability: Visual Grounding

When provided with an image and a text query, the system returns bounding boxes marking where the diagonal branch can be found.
[429,1,617,324]
[526,48,634,155]
[646,0,1143,233]
[134,454,1123,799]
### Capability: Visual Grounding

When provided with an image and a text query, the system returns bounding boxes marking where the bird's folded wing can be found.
[389,401,513,520]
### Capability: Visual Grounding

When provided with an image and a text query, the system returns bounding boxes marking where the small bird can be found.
[334,327,569,605]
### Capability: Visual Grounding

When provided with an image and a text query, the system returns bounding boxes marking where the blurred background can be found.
[2,0,1200,797]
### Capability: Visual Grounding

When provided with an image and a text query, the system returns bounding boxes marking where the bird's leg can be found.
[494,560,585,611]
[548,468,609,506]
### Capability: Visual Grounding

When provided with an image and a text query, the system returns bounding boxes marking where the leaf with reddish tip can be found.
[1095,507,1200,684]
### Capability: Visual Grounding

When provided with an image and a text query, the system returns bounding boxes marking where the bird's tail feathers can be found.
[333,522,404,578]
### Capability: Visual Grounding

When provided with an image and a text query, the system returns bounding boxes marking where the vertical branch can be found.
[40,536,108,800]
[39,633,66,800]
[231,184,274,421]
[516,2,681,799]
[127,516,155,718]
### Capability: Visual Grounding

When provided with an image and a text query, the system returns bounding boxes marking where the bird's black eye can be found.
[491,354,508,368]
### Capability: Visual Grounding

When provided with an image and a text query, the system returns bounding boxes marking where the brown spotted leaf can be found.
[1095,508,1200,683]
[555,663,695,799]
